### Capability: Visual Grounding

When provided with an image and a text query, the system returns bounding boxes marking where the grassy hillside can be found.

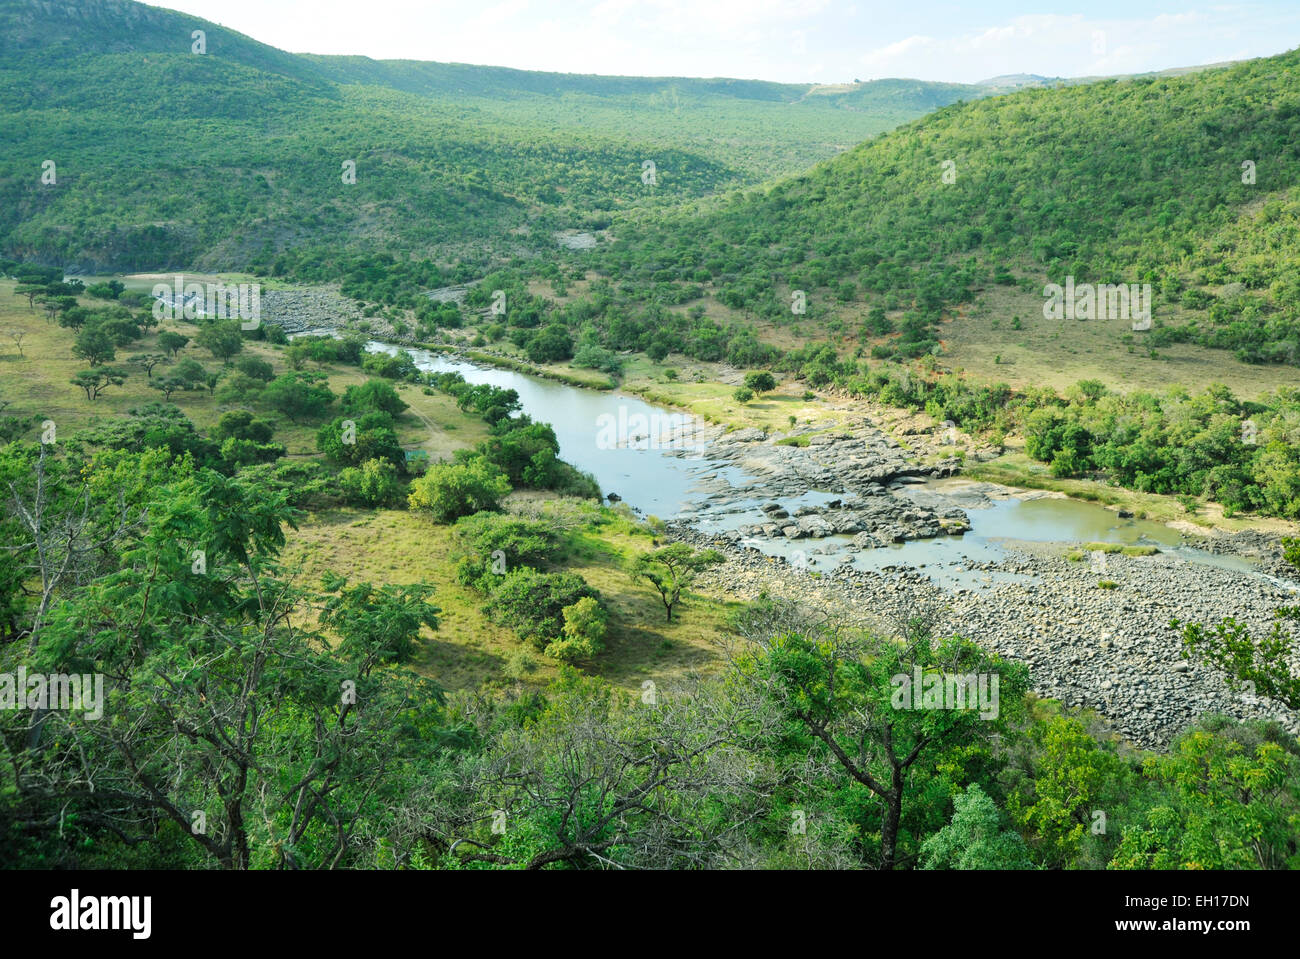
[0,277,732,694]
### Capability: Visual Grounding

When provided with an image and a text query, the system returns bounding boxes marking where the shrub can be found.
[482,568,599,652]
[548,597,609,662]
[338,458,408,508]
[407,456,511,523]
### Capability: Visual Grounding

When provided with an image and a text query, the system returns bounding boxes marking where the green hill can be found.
[0,0,986,280]
[591,49,1300,366]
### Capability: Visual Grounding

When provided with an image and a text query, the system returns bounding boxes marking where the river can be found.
[364,342,1296,594]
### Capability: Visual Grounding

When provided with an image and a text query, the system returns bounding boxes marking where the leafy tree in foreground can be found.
[920,784,1034,870]
[1175,538,1300,710]
[1109,718,1300,870]
[740,610,1028,869]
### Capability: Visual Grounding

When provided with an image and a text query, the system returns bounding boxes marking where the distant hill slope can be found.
[0,0,989,276]
[598,49,1300,365]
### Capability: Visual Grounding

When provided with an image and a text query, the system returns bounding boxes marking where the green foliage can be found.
[452,512,563,592]
[1024,384,1300,518]
[1007,714,1132,868]
[1175,538,1300,709]
[342,379,409,417]
[920,785,1034,870]
[262,371,335,423]
[482,567,601,653]
[316,412,404,469]
[195,320,244,363]
[318,573,440,667]
[1109,719,1300,870]
[550,596,609,662]
[629,542,724,622]
[407,456,511,523]
[337,457,408,507]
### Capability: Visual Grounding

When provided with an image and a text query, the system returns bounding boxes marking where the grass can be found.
[0,280,488,461]
[931,276,1300,401]
[1084,543,1160,557]
[281,500,742,694]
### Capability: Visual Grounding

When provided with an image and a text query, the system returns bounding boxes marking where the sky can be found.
[152,1,1300,84]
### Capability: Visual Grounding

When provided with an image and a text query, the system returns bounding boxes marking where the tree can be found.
[549,596,608,662]
[483,568,599,652]
[263,372,335,424]
[629,542,724,622]
[920,784,1034,870]
[1109,718,1300,870]
[342,380,408,418]
[1006,714,1130,868]
[733,387,754,404]
[129,353,166,378]
[8,462,448,869]
[70,366,128,401]
[215,410,274,444]
[234,355,275,382]
[318,573,440,667]
[338,458,408,508]
[744,370,777,394]
[1175,538,1300,709]
[736,605,1028,870]
[408,456,511,523]
[157,330,189,358]
[434,669,766,870]
[86,280,124,300]
[316,413,404,468]
[150,374,187,401]
[526,324,574,364]
[196,320,244,363]
[13,283,44,309]
[6,329,26,357]
[72,325,116,366]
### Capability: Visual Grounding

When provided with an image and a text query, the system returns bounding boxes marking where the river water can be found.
[368,342,1290,592]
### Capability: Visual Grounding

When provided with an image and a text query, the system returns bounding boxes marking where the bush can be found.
[338,458,408,508]
[548,597,609,662]
[483,568,599,652]
[452,512,563,591]
[342,379,409,417]
[407,456,511,523]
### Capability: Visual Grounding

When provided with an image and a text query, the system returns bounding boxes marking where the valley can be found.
[2,0,1299,879]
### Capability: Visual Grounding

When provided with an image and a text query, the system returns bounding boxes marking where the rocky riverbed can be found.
[665,418,1300,750]
[674,515,1299,751]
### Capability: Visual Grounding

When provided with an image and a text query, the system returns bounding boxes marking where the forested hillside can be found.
[591,48,1300,366]
[0,0,987,277]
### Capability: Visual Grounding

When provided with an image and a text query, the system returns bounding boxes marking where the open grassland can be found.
[0,279,488,459]
[280,500,740,694]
